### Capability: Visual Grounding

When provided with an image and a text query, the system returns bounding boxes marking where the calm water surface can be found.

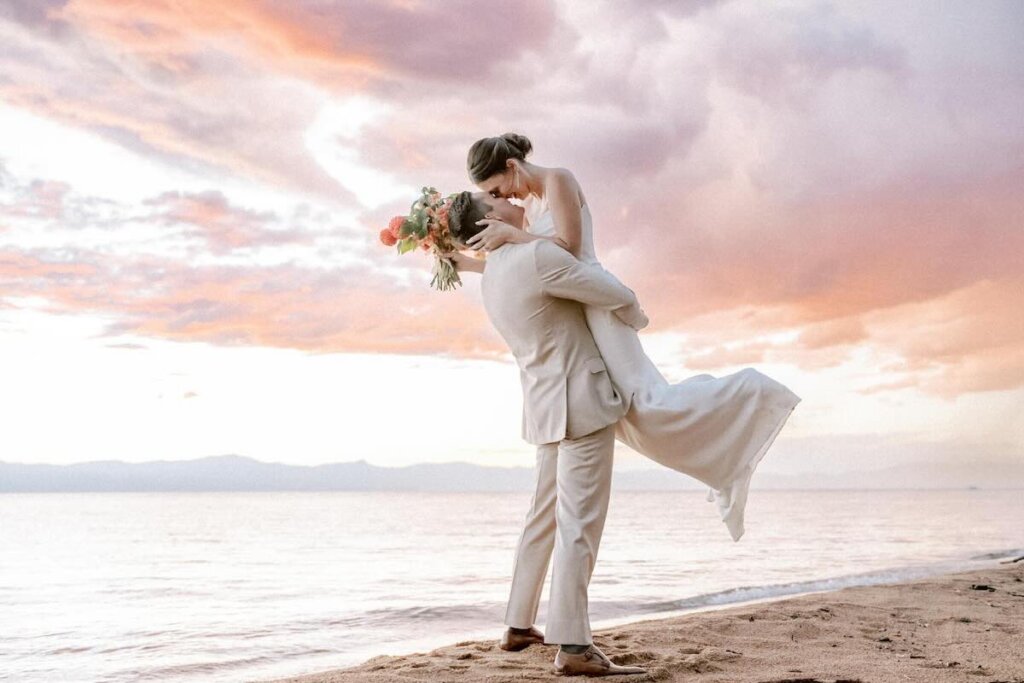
[1,489,1021,682]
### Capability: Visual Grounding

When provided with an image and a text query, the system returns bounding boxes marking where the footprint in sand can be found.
[608,649,659,665]
[788,621,823,642]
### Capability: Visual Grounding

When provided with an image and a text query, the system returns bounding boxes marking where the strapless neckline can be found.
[523,193,598,265]
[522,193,590,226]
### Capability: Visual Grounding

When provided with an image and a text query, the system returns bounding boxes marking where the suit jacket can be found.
[481,239,649,445]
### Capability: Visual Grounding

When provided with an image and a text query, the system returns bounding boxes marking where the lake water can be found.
[1,489,1021,682]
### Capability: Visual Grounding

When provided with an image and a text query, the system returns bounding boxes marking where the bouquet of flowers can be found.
[378,186,462,291]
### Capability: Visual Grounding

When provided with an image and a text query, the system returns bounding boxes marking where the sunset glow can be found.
[1,1,1021,480]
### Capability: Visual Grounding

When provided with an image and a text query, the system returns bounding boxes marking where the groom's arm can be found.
[532,241,649,330]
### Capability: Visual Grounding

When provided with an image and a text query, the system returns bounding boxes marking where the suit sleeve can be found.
[532,241,649,330]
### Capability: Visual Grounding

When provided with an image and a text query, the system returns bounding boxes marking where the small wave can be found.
[114,654,277,680]
[96,587,210,598]
[968,547,1024,561]
[282,602,503,633]
[604,553,1010,620]
[47,646,92,655]
[362,603,500,623]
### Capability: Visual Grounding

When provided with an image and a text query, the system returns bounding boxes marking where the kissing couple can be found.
[434,133,802,676]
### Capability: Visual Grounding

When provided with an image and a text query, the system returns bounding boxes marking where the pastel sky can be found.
[1,1,1021,481]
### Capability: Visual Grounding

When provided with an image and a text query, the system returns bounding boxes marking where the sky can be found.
[0,1,1021,481]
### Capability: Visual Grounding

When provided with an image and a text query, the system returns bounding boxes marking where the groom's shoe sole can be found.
[499,627,545,651]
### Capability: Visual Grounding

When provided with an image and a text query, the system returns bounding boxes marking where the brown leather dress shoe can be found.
[553,644,646,676]
[499,625,545,651]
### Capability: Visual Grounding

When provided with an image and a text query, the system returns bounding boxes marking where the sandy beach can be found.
[266,560,1024,683]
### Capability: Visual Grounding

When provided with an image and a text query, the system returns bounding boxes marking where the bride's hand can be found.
[466,219,521,251]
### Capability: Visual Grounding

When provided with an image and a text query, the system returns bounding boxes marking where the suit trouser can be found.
[503,422,616,645]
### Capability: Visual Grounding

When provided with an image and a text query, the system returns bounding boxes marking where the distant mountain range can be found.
[1,455,676,492]
[1,454,1021,492]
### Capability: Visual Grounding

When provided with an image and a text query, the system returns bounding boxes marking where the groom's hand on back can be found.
[616,283,648,331]
[533,240,650,331]
[617,301,648,331]
[632,307,650,331]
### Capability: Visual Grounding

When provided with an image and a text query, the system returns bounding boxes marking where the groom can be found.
[447,191,648,677]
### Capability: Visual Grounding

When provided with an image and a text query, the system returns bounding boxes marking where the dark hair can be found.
[467,133,533,183]
[447,191,489,246]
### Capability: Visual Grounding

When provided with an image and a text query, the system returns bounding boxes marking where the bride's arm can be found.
[466,170,583,256]
[544,170,583,256]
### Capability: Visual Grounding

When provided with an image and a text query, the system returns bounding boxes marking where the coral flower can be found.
[388,215,405,239]
[379,228,398,246]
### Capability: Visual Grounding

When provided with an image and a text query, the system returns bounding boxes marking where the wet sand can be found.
[266,560,1024,682]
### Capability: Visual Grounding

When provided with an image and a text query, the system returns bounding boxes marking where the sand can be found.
[266,560,1024,683]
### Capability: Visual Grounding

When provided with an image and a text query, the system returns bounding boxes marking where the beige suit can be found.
[481,240,648,645]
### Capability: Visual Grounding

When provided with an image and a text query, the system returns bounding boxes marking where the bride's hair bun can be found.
[467,132,533,183]
[501,132,532,159]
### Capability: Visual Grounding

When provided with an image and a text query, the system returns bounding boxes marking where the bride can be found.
[447,132,802,541]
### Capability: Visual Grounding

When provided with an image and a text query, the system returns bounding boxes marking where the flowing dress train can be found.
[521,193,802,541]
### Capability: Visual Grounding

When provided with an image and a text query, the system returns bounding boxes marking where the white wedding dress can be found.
[522,193,802,541]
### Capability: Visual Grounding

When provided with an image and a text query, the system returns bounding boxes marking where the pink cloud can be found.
[1,1,1022,403]
[257,1,558,83]
[0,175,71,220]
[614,165,1024,329]
[47,0,558,84]
[0,7,347,199]
[798,317,869,349]
[145,190,311,254]
[0,0,562,204]
[0,244,504,357]
[708,2,908,100]
[855,275,1024,397]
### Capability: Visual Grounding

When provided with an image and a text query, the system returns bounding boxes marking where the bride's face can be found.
[476,160,524,201]
[475,192,524,229]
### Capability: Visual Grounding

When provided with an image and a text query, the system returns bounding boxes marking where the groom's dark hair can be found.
[447,191,488,247]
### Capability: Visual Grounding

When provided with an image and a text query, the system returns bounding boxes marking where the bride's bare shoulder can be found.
[544,167,585,206]
[546,167,579,184]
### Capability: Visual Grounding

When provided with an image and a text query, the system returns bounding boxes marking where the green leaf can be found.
[398,237,417,254]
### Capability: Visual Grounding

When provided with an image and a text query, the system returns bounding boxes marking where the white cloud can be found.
[305,98,416,210]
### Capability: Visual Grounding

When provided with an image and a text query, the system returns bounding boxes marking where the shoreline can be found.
[266,559,1024,682]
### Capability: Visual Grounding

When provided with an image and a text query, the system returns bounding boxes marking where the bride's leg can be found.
[504,442,558,629]
[583,306,667,394]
